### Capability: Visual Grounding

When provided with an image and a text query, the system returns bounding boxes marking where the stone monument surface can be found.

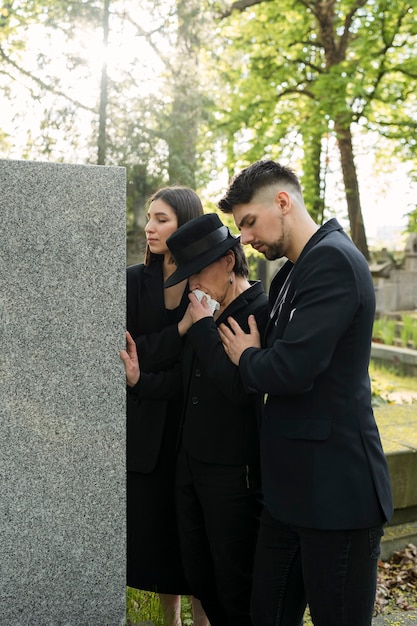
[0,159,126,625]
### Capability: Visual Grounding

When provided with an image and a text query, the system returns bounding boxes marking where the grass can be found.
[126,588,310,625]
[126,588,193,625]
[126,587,162,624]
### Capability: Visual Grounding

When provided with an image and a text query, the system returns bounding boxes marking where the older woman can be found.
[122,213,268,626]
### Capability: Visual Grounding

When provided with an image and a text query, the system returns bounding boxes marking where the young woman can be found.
[125,186,208,626]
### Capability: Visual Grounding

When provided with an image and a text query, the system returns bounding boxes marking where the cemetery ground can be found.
[127,543,417,625]
[369,361,417,406]
[127,361,417,626]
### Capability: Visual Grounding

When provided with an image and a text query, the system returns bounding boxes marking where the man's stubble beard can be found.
[262,216,287,261]
[263,236,286,261]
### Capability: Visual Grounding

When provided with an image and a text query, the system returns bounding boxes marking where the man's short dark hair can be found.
[218,160,302,213]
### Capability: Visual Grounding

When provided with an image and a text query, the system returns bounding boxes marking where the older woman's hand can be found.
[188,291,214,322]
[119,331,140,387]
[178,293,214,336]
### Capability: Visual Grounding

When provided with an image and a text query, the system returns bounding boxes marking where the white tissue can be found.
[192,289,220,314]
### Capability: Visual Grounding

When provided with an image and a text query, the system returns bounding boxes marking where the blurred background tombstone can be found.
[0,159,126,625]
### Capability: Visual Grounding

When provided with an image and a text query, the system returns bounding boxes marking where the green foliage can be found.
[126,587,163,625]
[400,315,416,348]
[126,588,193,626]
[373,317,397,346]
[407,206,417,234]
[300,124,327,224]
[373,314,417,349]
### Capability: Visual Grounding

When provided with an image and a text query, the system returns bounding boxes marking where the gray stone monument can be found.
[0,159,126,625]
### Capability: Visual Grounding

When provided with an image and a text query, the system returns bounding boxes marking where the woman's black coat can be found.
[126,258,187,473]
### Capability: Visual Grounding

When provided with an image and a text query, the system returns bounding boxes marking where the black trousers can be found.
[175,446,262,626]
[251,507,384,626]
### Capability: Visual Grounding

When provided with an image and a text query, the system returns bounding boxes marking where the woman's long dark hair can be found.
[144,186,204,265]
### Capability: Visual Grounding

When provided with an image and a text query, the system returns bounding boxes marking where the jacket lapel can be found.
[265,260,294,339]
[265,219,344,341]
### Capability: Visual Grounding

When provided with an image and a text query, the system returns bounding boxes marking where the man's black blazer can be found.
[239,219,393,529]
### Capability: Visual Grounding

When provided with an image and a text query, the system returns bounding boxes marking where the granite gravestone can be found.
[0,159,126,625]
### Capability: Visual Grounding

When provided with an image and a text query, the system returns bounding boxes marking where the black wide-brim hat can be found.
[164,213,240,288]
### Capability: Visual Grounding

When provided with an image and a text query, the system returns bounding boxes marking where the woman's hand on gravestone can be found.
[119,331,140,387]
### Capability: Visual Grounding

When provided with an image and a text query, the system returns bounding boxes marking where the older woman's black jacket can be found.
[137,281,268,466]
[182,281,268,464]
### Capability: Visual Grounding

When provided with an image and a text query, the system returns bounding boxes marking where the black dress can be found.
[126,259,189,593]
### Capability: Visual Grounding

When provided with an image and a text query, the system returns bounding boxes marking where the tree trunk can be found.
[166,0,200,187]
[97,0,110,165]
[301,124,326,225]
[334,121,369,260]
[167,91,198,187]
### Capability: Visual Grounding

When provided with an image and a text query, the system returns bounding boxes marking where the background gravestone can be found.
[0,159,126,625]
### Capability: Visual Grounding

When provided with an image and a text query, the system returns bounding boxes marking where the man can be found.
[217,160,393,626]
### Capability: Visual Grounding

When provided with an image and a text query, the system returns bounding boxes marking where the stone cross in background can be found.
[0,160,126,625]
